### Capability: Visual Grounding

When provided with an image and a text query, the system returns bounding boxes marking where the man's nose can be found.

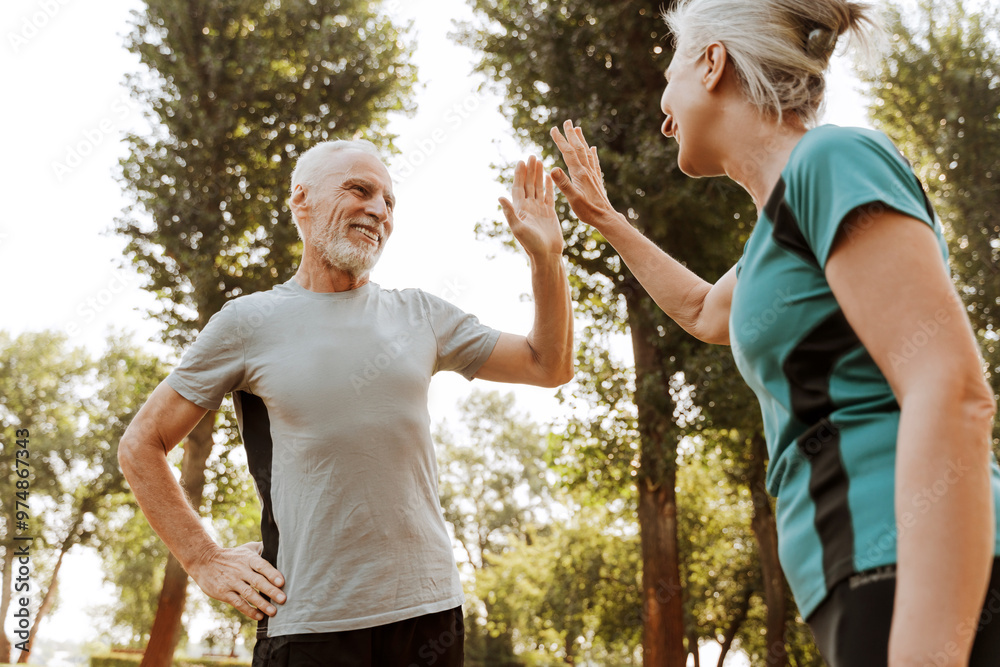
[365,197,389,223]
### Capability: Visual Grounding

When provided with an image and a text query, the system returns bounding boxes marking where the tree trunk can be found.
[563,633,575,665]
[748,433,788,667]
[687,630,701,667]
[628,289,686,667]
[0,543,13,662]
[16,533,72,663]
[638,479,685,666]
[141,410,216,667]
[716,589,751,667]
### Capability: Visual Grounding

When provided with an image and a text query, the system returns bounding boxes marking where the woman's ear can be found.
[702,42,728,92]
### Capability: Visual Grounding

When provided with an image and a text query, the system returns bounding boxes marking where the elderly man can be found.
[118,139,572,665]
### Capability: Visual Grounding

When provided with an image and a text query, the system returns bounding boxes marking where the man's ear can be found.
[703,42,728,92]
[290,185,309,230]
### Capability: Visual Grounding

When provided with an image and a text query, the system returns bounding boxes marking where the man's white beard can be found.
[312,218,384,278]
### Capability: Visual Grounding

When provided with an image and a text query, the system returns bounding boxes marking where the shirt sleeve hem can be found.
[457,328,502,381]
[164,373,224,411]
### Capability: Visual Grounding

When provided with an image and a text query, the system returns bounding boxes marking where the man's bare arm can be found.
[118,381,286,620]
[474,156,574,387]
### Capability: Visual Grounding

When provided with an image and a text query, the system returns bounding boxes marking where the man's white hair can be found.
[289,139,383,233]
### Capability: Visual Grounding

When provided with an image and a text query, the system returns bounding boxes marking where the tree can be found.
[459,3,759,662]
[435,390,551,665]
[197,416,264,657]
[13,335,166,663]
[0,332,88,662]
[116,1,416,662]
[862,0,1000,447]
[476,505,642,665]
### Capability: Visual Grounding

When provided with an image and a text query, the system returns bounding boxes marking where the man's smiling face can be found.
[307,150,396,278]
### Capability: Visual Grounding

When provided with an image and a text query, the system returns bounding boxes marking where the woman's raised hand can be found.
[550,120,620,230]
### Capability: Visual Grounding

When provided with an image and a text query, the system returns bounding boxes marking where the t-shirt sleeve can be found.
[422,292,501,380]
[165,300,247,410]
[786,128,938,269]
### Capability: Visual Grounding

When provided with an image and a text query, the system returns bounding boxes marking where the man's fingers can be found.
[524,156,537,199]
[248,570,287,604]
[532,157,544,200]
[228,590,266,620]
[545,173,554,206]
[249,555,286,591]
[232,582,279,618]
[499,197,519,226]
[512,160,527,203]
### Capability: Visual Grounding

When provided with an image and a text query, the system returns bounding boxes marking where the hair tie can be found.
[806,27,837,60]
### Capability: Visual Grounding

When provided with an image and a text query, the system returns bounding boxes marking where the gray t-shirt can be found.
[165,278,500,636]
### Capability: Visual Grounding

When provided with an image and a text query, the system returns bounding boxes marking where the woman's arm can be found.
[550,120,734,345]
[826,208,997,667]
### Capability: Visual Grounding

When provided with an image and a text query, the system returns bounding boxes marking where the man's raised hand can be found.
[550,120,619,229]
[190,541,286,621]
[499,155,564,257]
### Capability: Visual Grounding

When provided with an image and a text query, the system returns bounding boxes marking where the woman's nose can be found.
[661,114,675,138]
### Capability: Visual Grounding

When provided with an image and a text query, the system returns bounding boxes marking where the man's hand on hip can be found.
[190,541,287,621]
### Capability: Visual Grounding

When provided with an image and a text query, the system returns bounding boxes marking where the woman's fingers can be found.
[550,167,576,196]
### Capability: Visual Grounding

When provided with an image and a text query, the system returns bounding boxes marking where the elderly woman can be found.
[549,0,1000,664]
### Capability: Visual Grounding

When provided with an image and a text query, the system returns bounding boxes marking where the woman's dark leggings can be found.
[808,557,1000,666]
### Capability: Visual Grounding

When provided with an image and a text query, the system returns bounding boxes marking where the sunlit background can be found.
[2,0,890,663]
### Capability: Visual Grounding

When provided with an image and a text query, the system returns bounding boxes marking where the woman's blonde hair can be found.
[662,0,884,127]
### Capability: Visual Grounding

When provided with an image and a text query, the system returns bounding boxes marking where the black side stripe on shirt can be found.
[766,177,819,267]
[784,309,864,591]
[234,390,278,638]
[797,419,856,590]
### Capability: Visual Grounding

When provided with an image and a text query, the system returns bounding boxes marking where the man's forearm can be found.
[119,439,219,572]
[525,250,574,384]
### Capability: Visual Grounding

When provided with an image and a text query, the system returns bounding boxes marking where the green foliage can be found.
[436,390,549,665]
[117,0,418,348]
[437,390,551,570]
[863,0,1000,444]
[475,505,642,665]
[676,434,756,644]
[0,331,170,653]
[458,2,792,661]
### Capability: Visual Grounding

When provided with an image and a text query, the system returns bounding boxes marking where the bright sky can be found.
[1,0,871,660]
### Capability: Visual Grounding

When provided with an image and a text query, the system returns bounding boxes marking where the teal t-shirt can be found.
[729,124,1000,619]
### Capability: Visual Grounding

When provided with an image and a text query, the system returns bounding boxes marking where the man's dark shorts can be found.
[252,606,464,667]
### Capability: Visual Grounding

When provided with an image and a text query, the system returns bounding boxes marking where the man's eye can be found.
[385,200,394,210]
